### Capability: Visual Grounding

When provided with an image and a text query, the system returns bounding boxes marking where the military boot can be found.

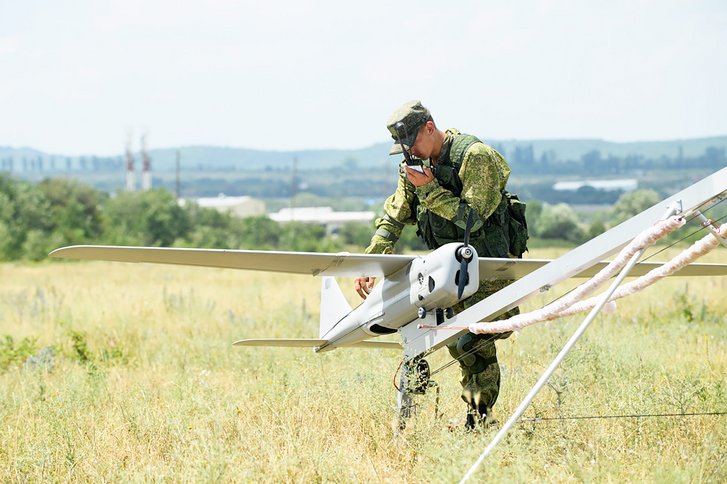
[464,403,491,431]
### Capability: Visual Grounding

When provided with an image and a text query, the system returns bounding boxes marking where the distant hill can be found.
[490,136,727,162]
[143,144,391,171]
[2,135,726,172]
[126,135,727,170]
[0,146,47,159]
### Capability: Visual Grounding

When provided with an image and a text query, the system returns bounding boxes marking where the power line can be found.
[521,411,727,422]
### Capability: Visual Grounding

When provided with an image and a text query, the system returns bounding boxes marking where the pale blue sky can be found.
[1,0,725,156]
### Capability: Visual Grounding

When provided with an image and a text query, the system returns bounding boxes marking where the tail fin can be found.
[319,277,352,339]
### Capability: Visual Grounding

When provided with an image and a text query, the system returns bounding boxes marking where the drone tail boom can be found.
[231,338,401,350]
[233,338,327,347]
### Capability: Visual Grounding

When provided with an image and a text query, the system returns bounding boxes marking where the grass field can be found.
[0,247,725,482]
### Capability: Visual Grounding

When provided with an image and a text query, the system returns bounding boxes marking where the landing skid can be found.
[396,356,433,430]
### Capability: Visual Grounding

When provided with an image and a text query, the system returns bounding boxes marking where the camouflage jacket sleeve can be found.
[415,143,510,232]
[364,161,417,254]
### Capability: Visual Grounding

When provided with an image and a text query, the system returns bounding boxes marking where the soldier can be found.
[354,100,528,430]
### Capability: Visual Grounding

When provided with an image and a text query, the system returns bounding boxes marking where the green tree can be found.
[587,220,607,240]
[611,189,660,224]
[536,203,585,243]
[38,178,105,246]
[178,201,238,248]
[236,216,281,249]
[102,190,191,246]
[337,222,374,248]
[523,199,543,236]
[22,229,51,261]
[277,222,342,252]
[0,174,51,259]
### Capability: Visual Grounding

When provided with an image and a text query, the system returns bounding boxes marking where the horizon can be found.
[3,133,727,159]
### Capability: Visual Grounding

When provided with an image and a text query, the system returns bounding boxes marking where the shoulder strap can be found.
[449,134,481,168]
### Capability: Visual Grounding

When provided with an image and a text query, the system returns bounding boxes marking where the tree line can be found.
[0,156,124,173]
[495,144,726,176]
[4,144,725,179]
[0,175,361,261]
[0,174,688,262]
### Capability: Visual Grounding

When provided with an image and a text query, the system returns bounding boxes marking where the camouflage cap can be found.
[386,100,431,156]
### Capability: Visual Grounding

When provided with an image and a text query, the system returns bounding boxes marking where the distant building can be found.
[180,194,266,218]
[269,206,375,234]
[552,178,638,192]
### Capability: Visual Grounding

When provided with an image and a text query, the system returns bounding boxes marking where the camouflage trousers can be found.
[447,279,519,416]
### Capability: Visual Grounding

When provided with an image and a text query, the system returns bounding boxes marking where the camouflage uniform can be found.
[366,120,520,424]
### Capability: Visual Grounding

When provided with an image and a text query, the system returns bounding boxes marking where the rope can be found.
[467,215,686,334]
[422,216,726,335]
[534,208,727,325]
[548,219,727,320]
[420,205,726,381]
[508,211,727,329]
[643,207,727,262]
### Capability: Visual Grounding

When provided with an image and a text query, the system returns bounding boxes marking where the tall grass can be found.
[0,247,725,481]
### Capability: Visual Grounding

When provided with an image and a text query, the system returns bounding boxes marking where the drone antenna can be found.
[394,122,415,165]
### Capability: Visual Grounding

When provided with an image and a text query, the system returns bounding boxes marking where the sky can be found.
[1,0,726,156]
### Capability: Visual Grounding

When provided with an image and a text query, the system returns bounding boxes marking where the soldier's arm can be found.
[364,162,417,255]
[415,144,509,231]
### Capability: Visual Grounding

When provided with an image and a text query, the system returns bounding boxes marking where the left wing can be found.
[50,245,414,278]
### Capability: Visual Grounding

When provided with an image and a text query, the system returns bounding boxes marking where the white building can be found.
[180,195,266,218]
[270,206,375,233]
[552,178,638,192]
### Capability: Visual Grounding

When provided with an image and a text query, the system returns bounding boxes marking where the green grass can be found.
[0,248,725,481]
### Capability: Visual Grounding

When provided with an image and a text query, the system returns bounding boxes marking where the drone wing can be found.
[51,245,727,280]
[49,245,414,278]
[478,257,727,279]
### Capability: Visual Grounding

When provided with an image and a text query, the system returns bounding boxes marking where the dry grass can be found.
[0,246,725,481]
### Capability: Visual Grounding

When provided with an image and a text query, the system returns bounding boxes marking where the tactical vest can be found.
[415,134,528,258]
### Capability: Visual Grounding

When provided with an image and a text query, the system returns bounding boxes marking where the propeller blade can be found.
[463,207,474,247]
[457,207,476,299]
[457,257,468,299]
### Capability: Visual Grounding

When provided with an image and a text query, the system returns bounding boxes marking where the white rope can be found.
[468,215,690,334]
[555,220,727,318]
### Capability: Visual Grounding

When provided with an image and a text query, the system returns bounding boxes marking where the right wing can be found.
[478,257,727,279]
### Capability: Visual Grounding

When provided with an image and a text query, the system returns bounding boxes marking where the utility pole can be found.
[175,150,181,198]
[125,133,135,192]
[290,156,298,222]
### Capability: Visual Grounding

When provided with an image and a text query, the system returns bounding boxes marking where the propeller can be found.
[456,208,476,299]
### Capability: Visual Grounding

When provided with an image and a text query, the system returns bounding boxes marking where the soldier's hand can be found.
[354,276,376,299]
[405,165,434,187]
